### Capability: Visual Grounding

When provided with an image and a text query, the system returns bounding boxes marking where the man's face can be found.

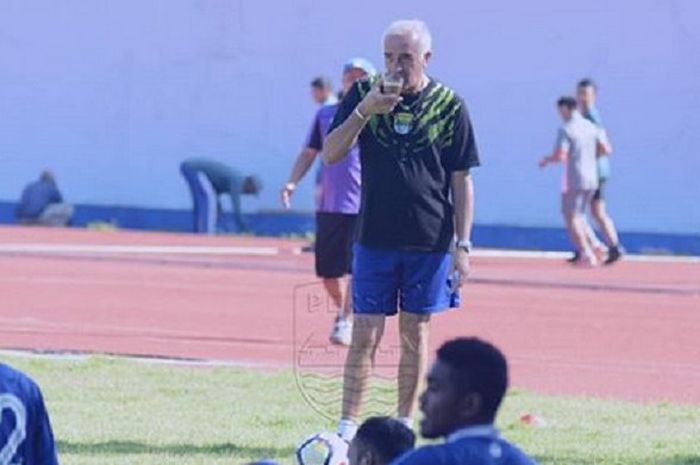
[347,437,373,465]
[576,85,596,110]
[311,86,330,104]
[383,33,430,93]
[558,105,573,121]
[342,68,368,94]
[419,360,467,439]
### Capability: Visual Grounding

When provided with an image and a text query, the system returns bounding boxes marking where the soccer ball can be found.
[295,431,349,465]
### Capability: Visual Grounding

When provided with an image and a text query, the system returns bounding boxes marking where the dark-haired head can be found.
[310,76,333,104]
[576,78,598,111]
[419,337,509,439]
[577,78,597,90]
[557,96,578,121]
[348,417,415,465]
[242,175,262,195]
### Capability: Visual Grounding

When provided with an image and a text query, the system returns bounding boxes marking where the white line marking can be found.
[0,349,282,369]
[291,246,699,263]
[473,249,700,264]
[0,244,279,256]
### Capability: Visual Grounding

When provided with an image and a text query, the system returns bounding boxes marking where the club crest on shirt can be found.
[393,112,413,135]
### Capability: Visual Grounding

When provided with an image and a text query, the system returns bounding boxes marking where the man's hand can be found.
[538,156,550,169]
[356,78,402,117]
[280,182,296,209]
[451,248,471,290]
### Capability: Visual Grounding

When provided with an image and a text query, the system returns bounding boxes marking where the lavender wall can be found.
[1,0,698,233]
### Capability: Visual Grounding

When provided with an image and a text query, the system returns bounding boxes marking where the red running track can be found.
[1,226,699,404]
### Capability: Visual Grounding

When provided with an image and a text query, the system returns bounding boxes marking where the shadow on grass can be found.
[535,455,700,465]
[57,440,295,458]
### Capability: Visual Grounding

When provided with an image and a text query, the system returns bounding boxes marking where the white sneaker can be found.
[574,255,599,268]
[329,317,353,346]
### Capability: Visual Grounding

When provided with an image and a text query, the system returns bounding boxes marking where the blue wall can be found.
[2,201,698,256]
[1,0,699,234]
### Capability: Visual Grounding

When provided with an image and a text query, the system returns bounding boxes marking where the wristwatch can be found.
[456,239,472,254]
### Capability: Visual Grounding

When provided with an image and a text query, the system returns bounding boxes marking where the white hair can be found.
[383,19,432,54]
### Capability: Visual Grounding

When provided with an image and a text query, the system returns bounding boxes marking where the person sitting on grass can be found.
[348,416,416,465]
[391,337,538,465]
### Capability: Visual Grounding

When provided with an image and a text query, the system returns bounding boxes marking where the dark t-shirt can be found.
[329,77,480,251]
[16,180,63,219]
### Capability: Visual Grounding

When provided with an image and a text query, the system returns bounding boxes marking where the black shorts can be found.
[315,212,358,278]
[593,179,607,201]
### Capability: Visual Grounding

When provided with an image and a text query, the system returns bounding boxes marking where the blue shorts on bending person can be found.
[352,244,458,315]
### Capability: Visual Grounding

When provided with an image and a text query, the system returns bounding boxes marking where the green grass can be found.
[1,354,699,465]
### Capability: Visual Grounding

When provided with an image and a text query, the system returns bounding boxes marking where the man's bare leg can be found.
[397,312,431,424]
[327,277,353,346]
[567,214,596,265]
[591,198,623,264]
[338,314,386,439]
[591,198,620,247]
[341,278,353,319]
[322,278,343,310]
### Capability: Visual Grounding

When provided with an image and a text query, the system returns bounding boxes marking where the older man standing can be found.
[324,20,480,439]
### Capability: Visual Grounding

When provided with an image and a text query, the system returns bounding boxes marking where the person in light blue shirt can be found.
[576,78,624,264]
[390,338,538,465]
[0,362,59,465]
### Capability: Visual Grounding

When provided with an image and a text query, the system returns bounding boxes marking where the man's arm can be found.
[540,127,570,168]
[538,149,567,168]
[322,110,368,165]
[451,171,474,284]
[229,189,247,232]
[323,78,401,165]
[452,171,474,245]
[281,147,318,208]
[446,101,481,286]
[596,128,613,157]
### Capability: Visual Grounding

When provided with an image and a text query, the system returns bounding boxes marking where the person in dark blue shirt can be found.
[391,338,538,465]
[0,362,59,465]
[180,158,262,234]
[15,171,74,227]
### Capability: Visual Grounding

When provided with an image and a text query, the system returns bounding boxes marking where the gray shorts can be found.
[561,190,594,216]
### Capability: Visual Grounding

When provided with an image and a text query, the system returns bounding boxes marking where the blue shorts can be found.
[352,244,458,316]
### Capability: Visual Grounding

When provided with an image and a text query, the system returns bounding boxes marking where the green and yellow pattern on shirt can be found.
[357,77,463,153]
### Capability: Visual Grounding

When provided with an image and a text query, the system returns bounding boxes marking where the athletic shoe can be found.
[566,251,581,263]
[329,316,352,346]
[605,245,624,265]
[593,244,608,263]
[573,254,599,268]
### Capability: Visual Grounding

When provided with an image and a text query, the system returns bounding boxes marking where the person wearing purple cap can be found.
[281,58,376,346]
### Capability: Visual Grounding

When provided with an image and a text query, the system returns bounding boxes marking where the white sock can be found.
[337,418,358,441]
[397,416,413,429]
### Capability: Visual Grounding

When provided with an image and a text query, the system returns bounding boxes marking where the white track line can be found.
[473,248,700,264]
[0,244,279,256]
[0,349,281,369]
[0,242,697,264]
